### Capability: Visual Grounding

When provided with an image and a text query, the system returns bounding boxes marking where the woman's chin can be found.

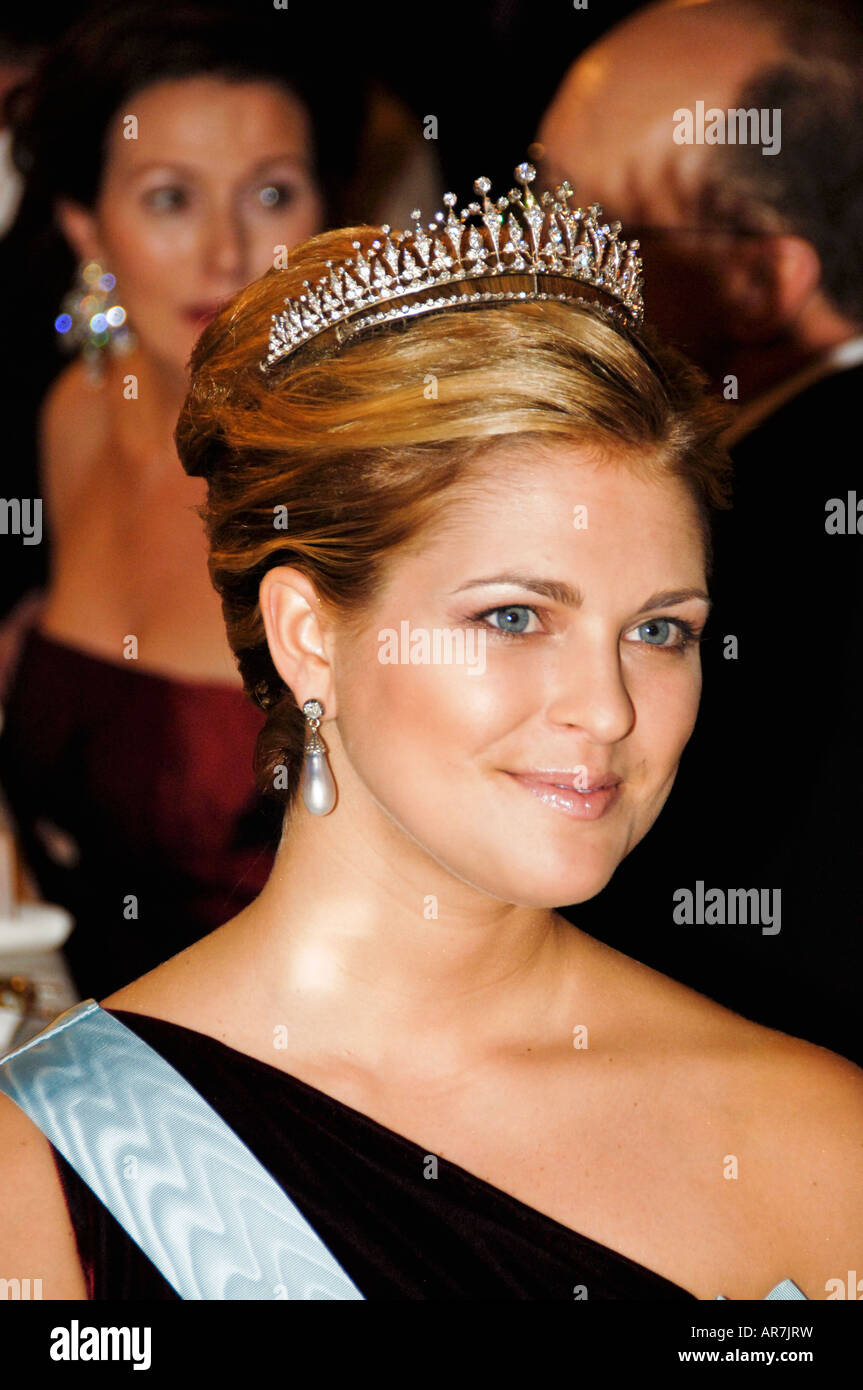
[476,860,623,912]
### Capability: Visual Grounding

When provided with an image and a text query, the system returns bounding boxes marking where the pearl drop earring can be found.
[301,699,336,815]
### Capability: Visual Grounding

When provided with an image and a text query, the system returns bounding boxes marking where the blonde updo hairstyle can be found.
[176,225,733,817]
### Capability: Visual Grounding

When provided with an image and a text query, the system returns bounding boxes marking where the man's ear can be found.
[723,233,821,342]
[55,198,104,265]
[259,566,338,719]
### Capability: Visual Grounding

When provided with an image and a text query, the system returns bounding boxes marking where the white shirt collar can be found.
[724,333,863,446]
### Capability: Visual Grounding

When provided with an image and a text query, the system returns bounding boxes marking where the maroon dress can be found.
[0,625,280,997]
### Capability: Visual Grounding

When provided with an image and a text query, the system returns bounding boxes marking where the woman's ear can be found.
[55,197,104,265]
[259,566,338,719]
[723,233,821,342]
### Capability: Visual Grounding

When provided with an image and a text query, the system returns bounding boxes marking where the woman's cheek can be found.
[634,659,702,761]
[99,237,177,314]
[355,633,523,757]
[426,644,527,737]
[247,209,321,280]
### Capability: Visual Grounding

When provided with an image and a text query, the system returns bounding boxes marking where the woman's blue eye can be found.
[483,605,535,635]
[635,618,674,645]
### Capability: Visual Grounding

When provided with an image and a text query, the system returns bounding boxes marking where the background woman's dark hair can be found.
[5,0,367,227]
[0,0,370,617]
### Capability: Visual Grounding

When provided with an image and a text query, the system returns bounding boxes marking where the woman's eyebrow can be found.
[451,575,711,612]
[635,587,712,614]
[451,575,582,605]
[122,152,310,181]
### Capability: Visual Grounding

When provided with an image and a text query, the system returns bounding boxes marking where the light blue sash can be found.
[0,1000,365,1300]
[716,1279,807,1301]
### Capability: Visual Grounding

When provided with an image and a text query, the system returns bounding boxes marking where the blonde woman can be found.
[1,171,860,1301]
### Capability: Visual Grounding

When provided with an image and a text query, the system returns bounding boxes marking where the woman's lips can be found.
[503,771,622,820]
[182,303,223,327]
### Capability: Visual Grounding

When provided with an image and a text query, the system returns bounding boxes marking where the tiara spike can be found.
[514,161,537,209]
[482,209,503,268]
[260,163,644,371]
[410,210,433,267]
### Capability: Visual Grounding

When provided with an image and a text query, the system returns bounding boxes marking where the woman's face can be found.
[329,443,711,909]
[60,76,324,375]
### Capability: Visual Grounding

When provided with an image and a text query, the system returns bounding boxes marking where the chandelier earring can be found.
[55,258,135,383]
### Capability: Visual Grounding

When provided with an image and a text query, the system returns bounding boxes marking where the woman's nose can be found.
[202,206,247,280]
[543,634,635,744]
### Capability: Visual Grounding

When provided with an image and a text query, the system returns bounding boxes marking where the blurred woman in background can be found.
[0,0,438,998]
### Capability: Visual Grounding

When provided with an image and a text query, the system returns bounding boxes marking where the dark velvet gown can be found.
[49,1008,698,1301]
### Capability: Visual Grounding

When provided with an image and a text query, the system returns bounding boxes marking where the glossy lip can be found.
[503,769,623,821]
[505,769,623,791]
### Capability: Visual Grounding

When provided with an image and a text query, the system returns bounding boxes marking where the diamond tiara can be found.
[260,162,644,373]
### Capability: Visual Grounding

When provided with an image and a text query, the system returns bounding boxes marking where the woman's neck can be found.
[102,346,190,477]
[233,790,578,1082]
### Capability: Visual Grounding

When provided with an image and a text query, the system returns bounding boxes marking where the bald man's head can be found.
[537,0,863,373]
[539,1,782,221]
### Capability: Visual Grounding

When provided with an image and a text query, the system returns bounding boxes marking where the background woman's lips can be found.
[183,303,223,325]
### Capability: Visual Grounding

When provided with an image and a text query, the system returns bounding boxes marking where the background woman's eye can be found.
[484,605,535,634]
[143,186,187,212]
[636,618,673,645]
[258,183,295,208]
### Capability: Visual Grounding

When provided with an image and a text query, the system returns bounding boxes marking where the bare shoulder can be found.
[101,955,205,1022]
[599,931,863,1142]
[726,1024,863,1300]
[568,928,863,1298]
[691,1012,863,1301]
[0,1091,88,1298]
[100,916,247,1028]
